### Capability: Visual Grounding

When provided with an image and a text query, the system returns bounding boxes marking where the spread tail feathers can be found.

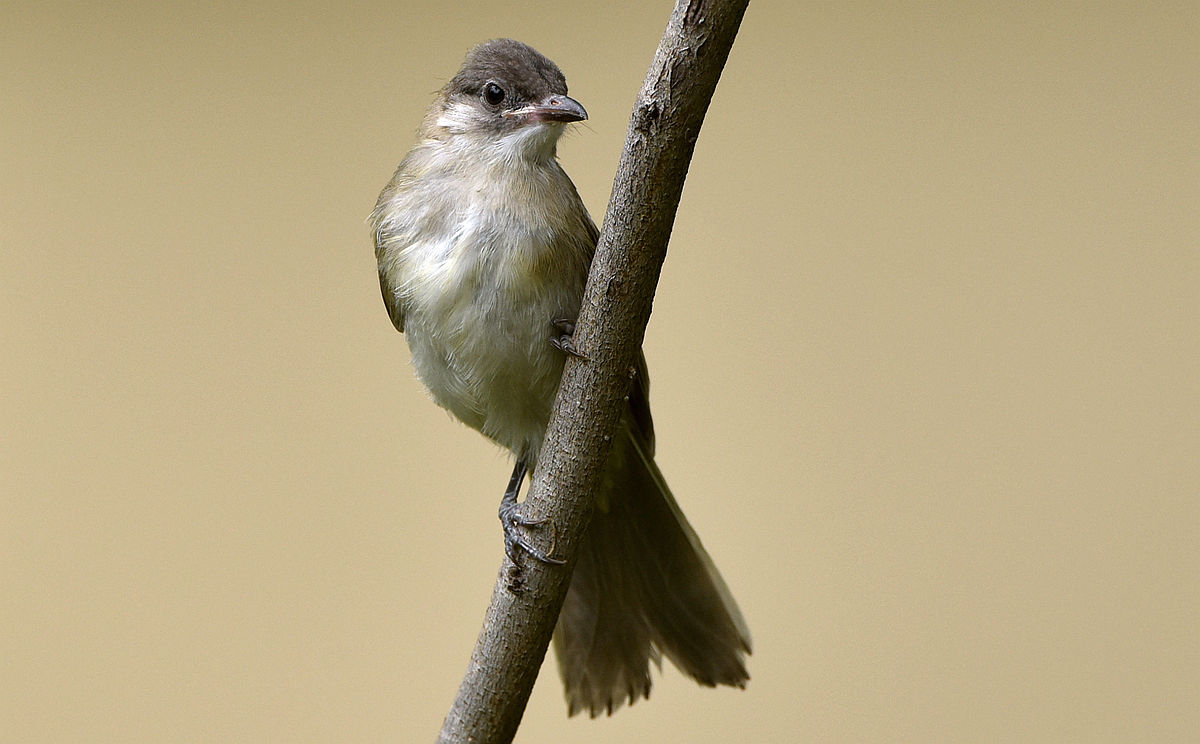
[553,422,751,716]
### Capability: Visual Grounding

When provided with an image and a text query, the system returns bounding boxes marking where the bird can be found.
[370,38,750,716]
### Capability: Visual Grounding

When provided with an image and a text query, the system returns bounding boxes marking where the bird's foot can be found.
[500,500,564,566]
[500,460,565,591]
[550,318,588,359]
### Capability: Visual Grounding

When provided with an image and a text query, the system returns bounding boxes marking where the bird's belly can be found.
[384,171,591,462]
[406,277,574,462]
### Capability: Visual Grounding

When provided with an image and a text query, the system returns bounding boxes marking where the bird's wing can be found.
[376,264,404,333]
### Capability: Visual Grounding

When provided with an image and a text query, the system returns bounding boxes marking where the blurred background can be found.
[3,2,1196,742]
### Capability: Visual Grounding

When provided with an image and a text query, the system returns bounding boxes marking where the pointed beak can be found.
[509,94,588,124]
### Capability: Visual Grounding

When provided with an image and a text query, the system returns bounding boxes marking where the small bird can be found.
[370,38,750,716]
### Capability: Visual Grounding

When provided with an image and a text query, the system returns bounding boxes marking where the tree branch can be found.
[437,1,750,741]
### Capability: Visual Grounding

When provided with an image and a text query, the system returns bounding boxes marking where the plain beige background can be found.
[3,1,1197,742]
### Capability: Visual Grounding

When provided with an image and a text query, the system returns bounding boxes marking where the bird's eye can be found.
[482,83,505,106]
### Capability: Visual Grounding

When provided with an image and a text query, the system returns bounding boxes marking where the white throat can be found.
[434,100,566,166]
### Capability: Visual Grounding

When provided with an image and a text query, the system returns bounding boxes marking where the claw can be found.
[499,459,566,587]
[501,506,566,566]
[551,318,588,360]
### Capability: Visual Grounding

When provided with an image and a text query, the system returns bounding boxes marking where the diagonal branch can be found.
[437,1,750,741]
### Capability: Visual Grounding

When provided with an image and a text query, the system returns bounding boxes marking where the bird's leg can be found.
[550,317,588,359]
[499,459,565,583]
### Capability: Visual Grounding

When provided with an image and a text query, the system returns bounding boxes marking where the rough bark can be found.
[437,1,750,741]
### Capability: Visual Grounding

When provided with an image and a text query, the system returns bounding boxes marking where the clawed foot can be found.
[500,460,565,590]
[501,501,565,563]
[550,318,588,359]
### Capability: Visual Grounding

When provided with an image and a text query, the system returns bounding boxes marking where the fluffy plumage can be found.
[371,38,750,715]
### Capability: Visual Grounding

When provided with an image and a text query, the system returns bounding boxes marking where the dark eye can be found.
[482,82,505,106]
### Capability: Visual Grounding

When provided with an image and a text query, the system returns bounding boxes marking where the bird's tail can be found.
[553,422,751,716]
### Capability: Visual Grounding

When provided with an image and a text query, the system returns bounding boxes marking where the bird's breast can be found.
[383,162,592,460]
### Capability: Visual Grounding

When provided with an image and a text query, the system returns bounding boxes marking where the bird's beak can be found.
[507,94,588,123]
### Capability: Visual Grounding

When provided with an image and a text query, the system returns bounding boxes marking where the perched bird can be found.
[370,38,750,716]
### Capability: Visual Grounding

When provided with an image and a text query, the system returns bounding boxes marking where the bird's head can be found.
[427,39,587,164]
